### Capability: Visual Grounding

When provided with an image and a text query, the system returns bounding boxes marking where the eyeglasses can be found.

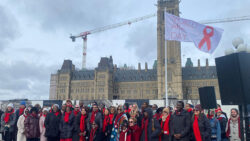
[129,121,134,123]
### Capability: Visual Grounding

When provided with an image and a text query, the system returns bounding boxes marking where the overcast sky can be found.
[0,0,250,100]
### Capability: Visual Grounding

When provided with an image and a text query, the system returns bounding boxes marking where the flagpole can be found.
[164,8,168,107]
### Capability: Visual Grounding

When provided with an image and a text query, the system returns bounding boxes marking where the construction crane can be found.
[70,14,250,69]
[70,13,156,69]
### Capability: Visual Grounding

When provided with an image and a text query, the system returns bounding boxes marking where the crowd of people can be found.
[0,100,241,141]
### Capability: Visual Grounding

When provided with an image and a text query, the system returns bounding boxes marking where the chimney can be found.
[198,59,200,69]
[145,62,148,72]
[114,64,117,72]
[206,59,209,68]
[138,63,141,72]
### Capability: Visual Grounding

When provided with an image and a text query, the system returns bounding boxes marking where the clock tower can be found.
[157,0,183,99]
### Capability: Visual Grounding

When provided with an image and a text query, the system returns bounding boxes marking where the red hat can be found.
[215,108,222,113]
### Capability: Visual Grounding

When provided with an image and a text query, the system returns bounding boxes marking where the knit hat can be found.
[194,104,202,111]
[20,101,26,106]
[215,108,222,113]
[7,103,14,108]
[30,107,38,114]
[53,104,59,108]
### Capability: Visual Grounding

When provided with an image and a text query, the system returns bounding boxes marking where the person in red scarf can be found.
[226,108,241,141]
[110,105,128,141]
[45,104,61,141]
[207,109,221,141]
[89,120,103,141]
[159,107,171,141]
[216,108,228,140]
[140,107,161,141]
[75,107,88,141]
[72,105,81,141]
[185,103,194,118]
[127,117,141,141]
[17,108,29,141]
[102,109,111,141]
[59,106,74,141]
[87,104,103,132]
[1,103,16,141]
[191,104,211,141]
[153,107,163,120]
[107,106,116,140]
[170,101,191,141]
[24,107,40,141]
[40,108,49,141]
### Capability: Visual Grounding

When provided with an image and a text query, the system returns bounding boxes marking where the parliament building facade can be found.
[49,0,220,100]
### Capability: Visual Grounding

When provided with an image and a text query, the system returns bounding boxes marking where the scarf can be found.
[175,109,182,115]
[119,129,129,141]
[4,109,14,123]
[153,113,162,120]
[31,113,37,118]
[89,127,97,141]
[217,117,223,121]
[109,114,114,124]
[226,116,241,138]
[207,114,214,120]
[19,108,25,116]
[64,111,72,123]
[187,108,193,112]
[193,115,202,141]
[102,108,106,114]
[161,115,170,135]
[115,112,124,128]
[102,115,109,132]
[54,111,60,116]
[90,111,97,124]
[74,110,80,116]
[80,114,87,141]
[141,117,149,141]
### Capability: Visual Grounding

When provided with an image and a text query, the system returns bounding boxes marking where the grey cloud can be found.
[0,4,19,51]
[126,22,157,61]
[10,0,126,32]
[0,61,59,100]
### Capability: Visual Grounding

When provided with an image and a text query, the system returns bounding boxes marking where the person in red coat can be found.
[128,117,141,141]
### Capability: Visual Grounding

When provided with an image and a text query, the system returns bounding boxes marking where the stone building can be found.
[49,0,220,100]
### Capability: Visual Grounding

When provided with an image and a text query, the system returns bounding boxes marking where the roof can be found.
[71,70,95,80]
[67,66,217,81]
[182,66,217,80]
[114,69,157,82]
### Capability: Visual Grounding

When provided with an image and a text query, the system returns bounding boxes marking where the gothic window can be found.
[99,88,104,93]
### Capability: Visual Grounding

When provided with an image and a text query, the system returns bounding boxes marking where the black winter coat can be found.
[87,111,103,131]
[191,114,211,141]
[140,108,161,141]
[59,112,75,139]
[159,117,172,141]
[45,112,61,138]
[170,110,191,141]
[75,114,88,138]
[217,116,228,139]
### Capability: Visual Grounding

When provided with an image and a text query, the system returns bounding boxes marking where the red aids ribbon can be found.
[198,26,214,51]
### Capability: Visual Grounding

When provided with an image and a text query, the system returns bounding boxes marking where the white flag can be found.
[165,12,223,54]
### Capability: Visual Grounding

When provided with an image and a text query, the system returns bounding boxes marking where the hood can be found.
[144,108,153,119]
